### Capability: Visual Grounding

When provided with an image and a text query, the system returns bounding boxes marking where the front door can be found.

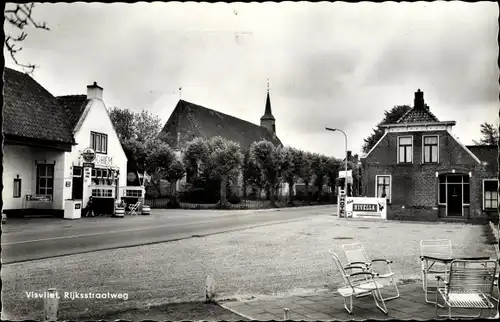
[447,183,462,216]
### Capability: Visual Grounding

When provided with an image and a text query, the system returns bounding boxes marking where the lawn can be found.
[2,215,495,320]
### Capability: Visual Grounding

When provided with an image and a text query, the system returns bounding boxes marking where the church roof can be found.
[261,91,275,121]
[160,100,282,151]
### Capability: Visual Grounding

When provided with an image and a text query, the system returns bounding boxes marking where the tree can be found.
[109,107,135,142]
[362,105,412,154]
[122,138,175,196]
[325,157,341,201]
[182,137,210,183]
[5,3,49,74]
[164,159,186,207]
[278,146,296,204]
[311,153,328,201]
[204,136,243,207]
[108,107,162,144]
[249,140,283,207]
[298,151,314,205]
[473,122,499,146]
[242,150,264,198]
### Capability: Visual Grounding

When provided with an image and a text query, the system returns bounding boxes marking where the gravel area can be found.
[2,216,494,320]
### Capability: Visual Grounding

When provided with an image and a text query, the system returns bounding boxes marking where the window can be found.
[91,169,97,178]
[483,180,499,210]
[13,178,21,198]
[423,135,438,163]
[92,188,113,197]
[73,167,82,177]
[125,189,143,197]
[376,175,391,203]
[398,136,413,163]
[37,164,54,196]
[90,131,108,154]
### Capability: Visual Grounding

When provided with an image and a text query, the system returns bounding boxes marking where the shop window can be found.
[398,136,413,164]
[92,188,113,197]
[376,175,391,204]
[423,135,438,163]
[90,131,108,154]
[37,164,54,196]
[125,189,143,198]
[13,178,21,198]
[91,169,96,178]
[483,180,499,210]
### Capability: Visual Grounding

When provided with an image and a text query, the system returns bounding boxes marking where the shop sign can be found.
[345,197,387,219]
[26,194,52,202]
[95,154,113,167]
[83,162,94,168]
[81,148,96,163]
[338,190,346,218]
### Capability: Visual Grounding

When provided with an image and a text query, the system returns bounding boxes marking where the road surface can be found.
[1,206,337,264]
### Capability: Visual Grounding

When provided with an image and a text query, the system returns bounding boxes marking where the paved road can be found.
[1,206,336,264]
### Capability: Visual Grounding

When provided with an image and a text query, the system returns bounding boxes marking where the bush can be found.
[228,194,241,204]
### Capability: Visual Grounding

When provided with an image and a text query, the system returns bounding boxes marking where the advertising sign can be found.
[95,154,113,167]
[26,195,53,202]
[81,148,96,163]
[345,197,387,219]
[338,189,346,218]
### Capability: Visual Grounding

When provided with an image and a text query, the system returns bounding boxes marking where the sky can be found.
[4,1,498,159]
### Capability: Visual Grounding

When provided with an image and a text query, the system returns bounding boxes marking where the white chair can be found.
[329,251,388,315]
[342,242,400,301]
[420,239,452,305]
[435,259,497,319]
[128,202,141,216]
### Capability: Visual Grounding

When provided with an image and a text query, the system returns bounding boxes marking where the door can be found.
[447,183,462,216]
[72,176,83,200]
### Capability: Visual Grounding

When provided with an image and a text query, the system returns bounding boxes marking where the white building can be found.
[3,67,135,217]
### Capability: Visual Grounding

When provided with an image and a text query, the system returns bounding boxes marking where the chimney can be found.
[87,81,103,100]
[414,88,424,109]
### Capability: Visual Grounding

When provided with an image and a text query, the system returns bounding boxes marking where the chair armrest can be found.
[435,275,448,284]
[371,259,393,264]
[349,271,377,278]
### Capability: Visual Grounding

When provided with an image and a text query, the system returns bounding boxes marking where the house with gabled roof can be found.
[361,89,498,222]
[3,67,76,216]
[158,87,284,196]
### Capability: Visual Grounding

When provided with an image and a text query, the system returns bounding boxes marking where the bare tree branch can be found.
[4,2,49,74]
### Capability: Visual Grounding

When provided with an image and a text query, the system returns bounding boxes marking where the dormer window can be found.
[397,136,413,164]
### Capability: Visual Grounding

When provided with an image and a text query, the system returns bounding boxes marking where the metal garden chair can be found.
[128,201,141,216]
[342,242,400,301]
[435,259,498,319]
[329,251,388,315]
[420,239,452,305]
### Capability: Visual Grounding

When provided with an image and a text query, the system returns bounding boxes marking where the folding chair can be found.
[128,202,141,216]
[342,242,400,301]
[329,251,388,315]
[435,259,497,319]
[420,239,452,305]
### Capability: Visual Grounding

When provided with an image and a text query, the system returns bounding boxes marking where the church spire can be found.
[261,78,276,134]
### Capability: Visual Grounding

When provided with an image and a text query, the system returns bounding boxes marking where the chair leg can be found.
[379,276,400,301]
[372,289,388,315]
[343,296,353,314]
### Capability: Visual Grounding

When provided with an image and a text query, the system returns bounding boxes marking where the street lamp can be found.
[325,127,348,216]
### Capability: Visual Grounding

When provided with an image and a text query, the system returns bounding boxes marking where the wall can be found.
[362,129,492,219]
[68,99,128,207]
[3,145,67,210]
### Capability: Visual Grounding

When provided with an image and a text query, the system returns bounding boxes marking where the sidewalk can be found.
[219,283,499,320]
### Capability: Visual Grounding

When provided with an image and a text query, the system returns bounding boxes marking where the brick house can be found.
[158,88,284,196]
[361,89,498,222]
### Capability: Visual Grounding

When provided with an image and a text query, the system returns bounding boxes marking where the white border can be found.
[397,135,413,164]
[375,174,392,204]
[422,134,439,164]
[483,179,499,210]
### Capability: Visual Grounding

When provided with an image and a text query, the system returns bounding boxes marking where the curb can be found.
[217,301,254,321]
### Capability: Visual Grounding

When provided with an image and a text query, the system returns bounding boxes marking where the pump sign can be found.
[338,189,346,218]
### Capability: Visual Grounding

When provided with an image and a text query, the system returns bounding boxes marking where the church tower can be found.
[260,80,276,135]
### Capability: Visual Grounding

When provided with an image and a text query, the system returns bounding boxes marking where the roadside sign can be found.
[346,197,387,219]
